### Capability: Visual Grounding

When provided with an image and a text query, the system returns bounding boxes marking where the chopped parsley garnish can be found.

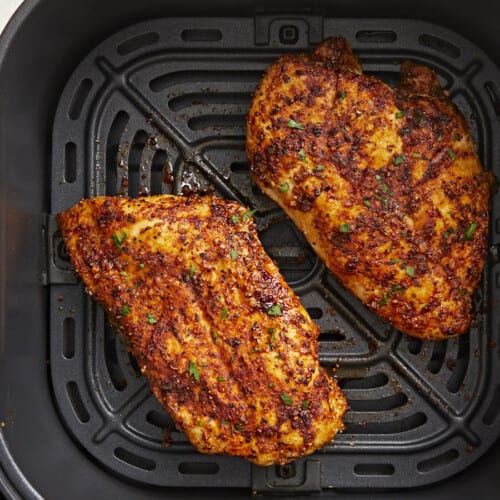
[269,330,276,348]
[411,152,422,158]
[229,249,238,260]
[212,330,219,340]
[405,266,415,277]
[268,382,274,388]
[139,263,145,269]
[188,361,200,382]
[189,264,196,279]
[339,223,350,233]
[279,182,290,192]
[389,258,401,264]
[221,419,229,425]
[395,110,406,118]
[287,119,305,130]
[375,174,382,181]
[381,183,389,193]
[464,222,478,241]
[217,376,225,382]
[380,284,403,306]
[146,313,158,324]
[448,148,456,161]
[231,214,240,224]
[120,304,131,316]
[314,165,325,172]
[443,227,455,239]
[242,208,257,222]
[216,295,222,302]
[280,393,293,406]
[364,199,372,208]
[234,424,244,431]
[267,304,283,317]
[111,231,127,251]
[221,307,228,320]
[393,155,405,165]
[302,400,309,410]
[298,149,307,161]
[338,91,347,99]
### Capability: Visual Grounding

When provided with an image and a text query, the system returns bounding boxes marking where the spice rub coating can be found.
[247,36,492,340]
[57,194,347,465]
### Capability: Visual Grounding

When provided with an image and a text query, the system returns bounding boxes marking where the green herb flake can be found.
[139,263,145,269]
[280,393,293,406]
[287,119,305,130]
[464,222,478,241]
[189,264,196,279]
[298,149,307,161]
[221,419,229,425]
[302,400,309,410]
[395,110,406,118]
[401,230,408,238]
[381,183,389,193]
[411,152,422,158]
[314,165,325,172]
[364,199,372,208]
[234,424,244,431]
[242,208,257,222]
[268,382,274,388]
[269,330,276,348]
[216,295,222,302]
[375,174,382,181]
[443,227,455,239]
[229,249,238,260]
[339,223,350,233]
[267,304,283,317]
[279,182,289,193]
[405,266,415,277]
[448,148,456,161]
[217,376,225,382]
[120,304,131,316]
[212,330,218,340]
[389,258,401,264]
[221,307,228,320]
[146,313,158,325]
[338,90,347,99]
[231,214,240,224]
[393,155,405,165]
[188,361,200,382]
[379,284,403,307]
[111,231,127,251]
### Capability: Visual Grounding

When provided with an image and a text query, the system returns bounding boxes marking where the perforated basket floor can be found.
[46,16,500,494]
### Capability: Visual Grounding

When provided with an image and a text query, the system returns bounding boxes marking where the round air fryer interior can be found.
[46,16,500,494]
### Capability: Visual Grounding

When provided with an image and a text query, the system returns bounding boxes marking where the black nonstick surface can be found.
[1,1,500,498]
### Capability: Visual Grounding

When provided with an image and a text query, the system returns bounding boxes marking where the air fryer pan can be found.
[43,15,500,495]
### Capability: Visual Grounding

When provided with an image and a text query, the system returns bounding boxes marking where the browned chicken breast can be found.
[247,37,492,341]
[57,195,347,465]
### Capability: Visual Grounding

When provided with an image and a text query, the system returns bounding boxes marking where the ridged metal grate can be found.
[47,16,500,492]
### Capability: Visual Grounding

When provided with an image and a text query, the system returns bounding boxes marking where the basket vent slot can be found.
[306,307,323,319]
[181,29,222,42]
[68,78,92,120]
[117,32,160,56]
[64,142,77,183]
[339,372,388,390]
[151,149,168,195]
[62,317,75,359]
[106,111,130,196]
[146,410,173,429]
[416,449,459,473]
[446,334,469,393]
[353,463,395,476]
[104,324,127,392]
[427,340,447,374]
[66,381,90,423]
[419,34,460,59]
[483,384,500,425]
[114,447,156,471]
[348,393,407,412]
[356,31,397,43]
[344,412,427,435]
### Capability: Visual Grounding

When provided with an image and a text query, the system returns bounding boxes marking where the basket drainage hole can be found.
[66,381,90,423]
[114,447,156,471]
[146,410,173,429]
[64,142,77,183]
[417,449,459,473]
[117,32,160,56]
[354,463,395,476]
[418,34,460,59]
[63,317,75,358]
[178,462,219,475]
[181,29,222,42]
[306,307,323,319]
[483,384,500,425]
[356,30,396,43]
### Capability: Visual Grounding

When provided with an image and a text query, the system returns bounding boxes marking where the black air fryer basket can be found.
[1,1,500,498]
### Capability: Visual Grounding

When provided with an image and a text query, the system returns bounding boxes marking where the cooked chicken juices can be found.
[57,195,347,465]
[247,37,491,340]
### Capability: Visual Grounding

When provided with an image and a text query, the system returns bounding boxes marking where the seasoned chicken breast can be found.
[247,37,491,341]
[57,195,347,466]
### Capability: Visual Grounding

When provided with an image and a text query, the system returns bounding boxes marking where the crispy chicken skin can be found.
[57,195,347,465]
[247,37,491,341]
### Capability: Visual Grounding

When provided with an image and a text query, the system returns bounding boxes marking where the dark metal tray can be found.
[45,16,500,494]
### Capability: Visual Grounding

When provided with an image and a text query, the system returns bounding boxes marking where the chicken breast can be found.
[247,37,492,341]
[57,195,347,465]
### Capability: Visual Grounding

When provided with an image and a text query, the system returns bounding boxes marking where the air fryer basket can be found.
[1,1,500,498]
